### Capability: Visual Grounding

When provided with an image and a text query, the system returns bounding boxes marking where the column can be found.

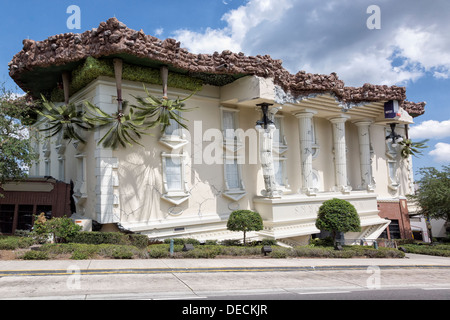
[258,106,282,199]
[295,110,317,195]
[354,121,375,191]
[330,116,351,194]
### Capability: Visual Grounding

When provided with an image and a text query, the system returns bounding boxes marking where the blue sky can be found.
[1,0,449,178]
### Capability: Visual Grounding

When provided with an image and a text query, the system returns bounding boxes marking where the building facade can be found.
[8,18,426,243]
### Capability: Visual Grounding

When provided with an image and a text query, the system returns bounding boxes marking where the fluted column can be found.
[330,116,351,194]
[295,110,317,195]
[355,121,375,191]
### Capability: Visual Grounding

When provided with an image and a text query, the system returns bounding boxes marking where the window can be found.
[36,205,52,220]
[17,205,34,231]
[225,158,241,189]
[159,110,189,150]
[221,107,246,201]
[165,157,183,191]
[161,152,190,205]
[222,110,236,141]
[0,205,15,234]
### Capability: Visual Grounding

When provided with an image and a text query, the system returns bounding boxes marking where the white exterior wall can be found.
[32,75,416,242]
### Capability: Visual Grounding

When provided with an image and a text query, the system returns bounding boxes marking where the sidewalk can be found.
[1,253,449,275]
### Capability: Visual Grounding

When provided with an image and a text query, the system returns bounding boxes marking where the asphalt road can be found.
[1,267,449,300]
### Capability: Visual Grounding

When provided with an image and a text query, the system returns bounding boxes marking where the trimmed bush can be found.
[71,231,130,245]
[148,245,170,258]
[21,250,49,260]
[401,244,450,257]
[128,234,150,248]
[0,236,34,250]
[163,238,200,245]
[315,198,361,241]
[227,210,263,245]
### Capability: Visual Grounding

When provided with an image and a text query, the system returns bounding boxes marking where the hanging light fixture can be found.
[255,102,275,130]
[386,123,403,147]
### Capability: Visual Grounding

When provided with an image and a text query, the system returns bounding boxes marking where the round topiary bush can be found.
[315,198,361,241]
[226,210,263,245]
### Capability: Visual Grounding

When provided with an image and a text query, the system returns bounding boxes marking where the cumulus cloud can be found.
[429,142,450,163]
[409,120,450,140]
[172,0,450,86]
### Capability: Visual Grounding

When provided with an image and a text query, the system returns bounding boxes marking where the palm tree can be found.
[132,84,194,133]
[35,96,89,143]
[83,100,150,149]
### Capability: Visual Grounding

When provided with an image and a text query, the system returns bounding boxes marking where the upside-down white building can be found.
[8,18,425,243]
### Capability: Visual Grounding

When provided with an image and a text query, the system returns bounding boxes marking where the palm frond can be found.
[83,100,149,150]
[35,96,88,143]
[131,84,196,133]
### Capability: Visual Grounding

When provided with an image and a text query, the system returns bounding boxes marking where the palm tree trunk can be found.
[62,71,70,105]
[113,58,123,112]
[161,66,168,99]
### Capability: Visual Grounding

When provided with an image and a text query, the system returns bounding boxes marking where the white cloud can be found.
[173,0,293,54]
[155,28,164,36]
[172,0,450,86]
[173,27,240,54]
[429,142,450,163]
[409,120,450,140]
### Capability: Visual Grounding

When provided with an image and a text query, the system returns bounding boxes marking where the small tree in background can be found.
[315,198,361,245]
[227,210,263,245]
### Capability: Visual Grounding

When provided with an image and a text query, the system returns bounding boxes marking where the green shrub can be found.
[71,232,130,245]
[70,244,99,260]
[270,248,289,258]
[21,250,49,260]
[227,210,263,245]
[129,234,149,248]
[221,239,242,246]
[110,246,134,259]
[0,236,34,250]
[401,244,450,257]
[163,238,200,246]
[148,245,170,258]
[309,237,334,247]
[315,198,361,240]
[47,217,82,243]
[181,247,219,259]
[261,238,278,246]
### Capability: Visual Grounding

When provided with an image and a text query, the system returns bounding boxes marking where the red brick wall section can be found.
[377,199,412,239]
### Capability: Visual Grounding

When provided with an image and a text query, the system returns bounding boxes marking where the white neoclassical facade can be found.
[11,18,425,244]
[29,74,418,244]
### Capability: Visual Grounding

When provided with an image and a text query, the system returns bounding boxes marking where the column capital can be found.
[353,120,373,127]
[293,108,317,118]
[328,114,351,124]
